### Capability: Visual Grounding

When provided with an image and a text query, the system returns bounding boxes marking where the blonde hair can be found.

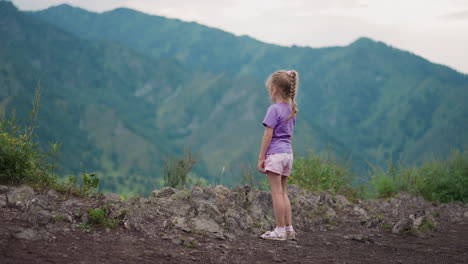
[265,70,299,119]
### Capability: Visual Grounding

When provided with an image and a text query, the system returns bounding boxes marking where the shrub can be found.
[0,84,57,186]
[88,208,106,224]
[56,172,100,196]
[370,171,398,198]
[163,147,197,188]
[240,163,268,191]
[370,149,468,203]
[289,149,362,199]
[87,207,119,228]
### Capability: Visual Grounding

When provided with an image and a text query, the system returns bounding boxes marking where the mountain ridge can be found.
[31,3,468,167]
[32,2,468,76]
[1,1,467,195]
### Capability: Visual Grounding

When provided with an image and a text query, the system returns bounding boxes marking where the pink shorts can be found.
[265,153,293,176]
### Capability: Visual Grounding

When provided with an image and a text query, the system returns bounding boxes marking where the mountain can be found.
[0,1,198,195]
[0,1,348,195]
[33,4,468,166]
[2,1,467,196]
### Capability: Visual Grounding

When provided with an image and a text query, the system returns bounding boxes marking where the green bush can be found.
[0,84,98,197]
[87,207,119,228]
[0,85,57,186]
[240,163,268,191]
[289,149,362,199]
[370,149,468,203]
[370,170,398,198]
[163,147,197,188]
[88,208,106,224]
[56,172,100,196]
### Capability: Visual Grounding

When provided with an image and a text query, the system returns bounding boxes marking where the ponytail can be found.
[288,70,299,119]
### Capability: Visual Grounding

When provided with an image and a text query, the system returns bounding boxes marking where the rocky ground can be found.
[1,184,467,263]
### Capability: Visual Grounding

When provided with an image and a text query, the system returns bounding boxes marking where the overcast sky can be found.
[11,0,468,74]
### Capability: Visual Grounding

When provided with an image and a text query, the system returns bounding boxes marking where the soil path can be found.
[2,221,467,264]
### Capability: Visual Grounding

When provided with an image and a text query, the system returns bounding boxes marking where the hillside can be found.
[2,1,467,195]
[1,1,349,195]
[0,1,195,195]
[33,4,468,168]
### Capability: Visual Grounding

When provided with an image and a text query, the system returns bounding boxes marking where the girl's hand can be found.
[258,159,266,174]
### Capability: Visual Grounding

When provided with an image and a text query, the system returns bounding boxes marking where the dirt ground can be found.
[1,220,467,264]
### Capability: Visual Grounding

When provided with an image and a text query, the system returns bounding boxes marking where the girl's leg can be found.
[281,176,292,226]
[267,172,286,227]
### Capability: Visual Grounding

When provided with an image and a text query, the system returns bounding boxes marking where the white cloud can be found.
[10,0,468,73]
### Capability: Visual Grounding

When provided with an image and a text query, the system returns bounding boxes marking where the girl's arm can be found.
[258,127,273,173]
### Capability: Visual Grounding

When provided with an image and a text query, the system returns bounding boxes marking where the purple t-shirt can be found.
[262,102,296,155]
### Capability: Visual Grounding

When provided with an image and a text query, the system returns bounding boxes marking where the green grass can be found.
[0,85,57,186]
[53,214,66,222]
[163,147,198,189]
[77,223,91,231]
[87,208,120,228]
[370,149,468,203]
[289,149,364,199]
[381,223,393,231]
[418,219,435,232]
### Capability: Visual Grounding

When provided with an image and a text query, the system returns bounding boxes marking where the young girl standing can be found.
[258,70,298,241]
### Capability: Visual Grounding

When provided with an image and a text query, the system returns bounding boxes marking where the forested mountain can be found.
[1,1,348,195]
[33,4,468,166]
[1,1,467,195]
[0,1,204,194]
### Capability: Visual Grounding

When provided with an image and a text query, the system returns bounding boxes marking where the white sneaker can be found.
[260,230,287,241]
[286,230,297,240]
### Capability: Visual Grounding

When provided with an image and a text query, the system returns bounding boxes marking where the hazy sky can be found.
[11,0,468,74]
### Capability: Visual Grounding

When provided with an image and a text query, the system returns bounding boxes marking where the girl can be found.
[258,70,298,241]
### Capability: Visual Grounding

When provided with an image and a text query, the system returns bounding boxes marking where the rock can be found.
[319,191,335,208]
[64,213,74,223]
[464,211,468,218]
[31,196,51,210]
[224,233,236,240]
[250,191,273,223]
[36,210,53,226]
[273,256,286,262]
[6,186,35,209]
[233,184,252,194]
[412,216,426,229]
[0,185,9,194]
[81,213,89,224]
[61,199,82,208]
[392,218,412,234]
[225,207,253,231]
[123,216,143,232]
[153,187,176,198]
[194,201,223,222]
[287,184,304,198]
[182,236,199,248]
[103,193,121,203]
[347,234,374,244]
[170,236,183,245]
[192,217,224,238]
[23,209,53,226]
[335,195,351,209]
[14,228,42,241]
[0,196,6,208]
[172,217,191,232]
[2,184,451,242]
[353,206,368,219]
[46,189,59,199]
[214,185,230,199]
[191,186,213,201]
[325,208,337,220]
[365,217,382,228]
